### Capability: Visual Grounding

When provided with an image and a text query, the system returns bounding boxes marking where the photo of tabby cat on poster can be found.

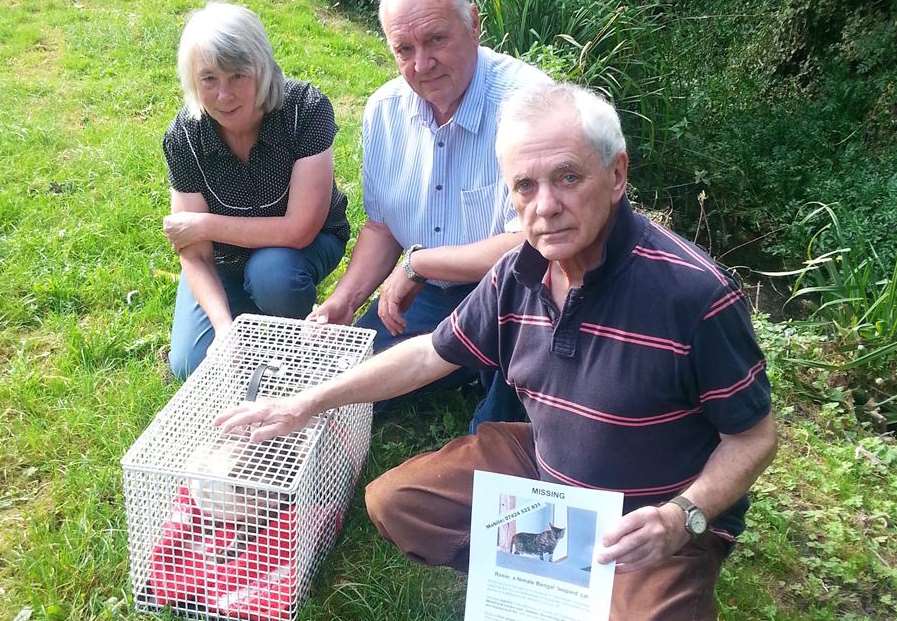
[495,495,598,588]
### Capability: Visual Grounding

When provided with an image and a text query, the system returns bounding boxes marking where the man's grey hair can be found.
[378,0,475,34]
[177,2,284,119]
[496,83,627,168]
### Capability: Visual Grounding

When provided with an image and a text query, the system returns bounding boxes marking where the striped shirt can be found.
[432,198,771,538]
[362,47,548,286]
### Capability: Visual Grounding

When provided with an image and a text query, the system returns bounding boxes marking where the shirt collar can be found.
[404,47,487,133]
[406,88,432,125]
[512,196,646,291]
[199,114,228,157]
[256,111,287,147]
[451,48,487,133]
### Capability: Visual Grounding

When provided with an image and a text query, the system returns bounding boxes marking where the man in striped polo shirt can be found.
[218,83,778,619]
[308,0,547,428]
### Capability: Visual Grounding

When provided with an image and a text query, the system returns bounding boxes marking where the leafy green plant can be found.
[761,205,896,426]
[477,0,667,157]
[519,42,580,82]
[766,205,897,357]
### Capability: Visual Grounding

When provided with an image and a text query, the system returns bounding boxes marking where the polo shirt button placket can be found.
[550,321,578,358]
[549,292,582,358]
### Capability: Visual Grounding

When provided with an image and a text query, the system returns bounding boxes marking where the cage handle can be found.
[245,361,281,402]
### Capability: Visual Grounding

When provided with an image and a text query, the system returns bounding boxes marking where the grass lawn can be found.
[1,1,895,619]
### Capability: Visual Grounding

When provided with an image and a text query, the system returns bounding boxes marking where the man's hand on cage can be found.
[214,395,317,442]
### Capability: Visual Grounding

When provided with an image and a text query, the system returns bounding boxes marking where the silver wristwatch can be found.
[668,495,708,538]
[401,244,426,283]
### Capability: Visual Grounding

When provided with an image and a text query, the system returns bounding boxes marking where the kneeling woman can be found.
[163,3,349,379]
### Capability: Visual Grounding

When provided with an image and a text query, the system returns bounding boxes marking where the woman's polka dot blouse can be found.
[162,79,350,271]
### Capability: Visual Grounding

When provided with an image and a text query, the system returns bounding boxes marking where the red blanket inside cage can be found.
[149,485,299,621]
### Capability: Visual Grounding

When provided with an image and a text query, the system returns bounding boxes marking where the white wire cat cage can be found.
[122,315,376,620]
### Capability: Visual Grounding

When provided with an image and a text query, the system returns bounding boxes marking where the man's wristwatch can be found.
[401,244,426,284]
[667,496,708,538]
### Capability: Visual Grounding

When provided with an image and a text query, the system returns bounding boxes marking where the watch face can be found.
[688,510,708,535]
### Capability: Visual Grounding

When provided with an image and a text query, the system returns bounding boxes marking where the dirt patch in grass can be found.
[9,27,64,77]
[333,93,367,121]
[0,463,51,556]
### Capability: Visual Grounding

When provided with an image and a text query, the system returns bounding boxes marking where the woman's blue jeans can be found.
[169,233,345,380]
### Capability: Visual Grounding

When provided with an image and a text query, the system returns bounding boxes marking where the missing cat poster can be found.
[464,471,624,621]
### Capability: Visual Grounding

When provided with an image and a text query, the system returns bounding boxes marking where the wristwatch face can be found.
[687,510,708,535]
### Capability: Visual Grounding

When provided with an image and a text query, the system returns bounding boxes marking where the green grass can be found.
[1,1,895,620]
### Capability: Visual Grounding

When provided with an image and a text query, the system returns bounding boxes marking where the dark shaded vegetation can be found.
[631,0,897,427]
[643,0,897,272]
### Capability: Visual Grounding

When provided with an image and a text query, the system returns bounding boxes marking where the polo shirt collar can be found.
[512,196,645,290]
[404,46,486,133]
[513,241,551,290]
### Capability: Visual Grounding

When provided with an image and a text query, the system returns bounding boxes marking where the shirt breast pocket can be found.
[459,182,504,242]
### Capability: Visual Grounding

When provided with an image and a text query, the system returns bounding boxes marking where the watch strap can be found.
[668,495,706,537]
[668,495,696,514]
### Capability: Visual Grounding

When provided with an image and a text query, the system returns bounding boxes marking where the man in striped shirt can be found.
[219,82,777,620]
[309,0,547,427]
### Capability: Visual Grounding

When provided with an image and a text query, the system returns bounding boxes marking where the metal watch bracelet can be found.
[402,244,426,283]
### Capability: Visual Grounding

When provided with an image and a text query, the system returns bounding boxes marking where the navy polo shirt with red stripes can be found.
[431,197,771,538]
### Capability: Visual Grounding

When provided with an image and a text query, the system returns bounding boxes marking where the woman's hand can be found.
[164,211,208,251]
[215,393,319,443]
